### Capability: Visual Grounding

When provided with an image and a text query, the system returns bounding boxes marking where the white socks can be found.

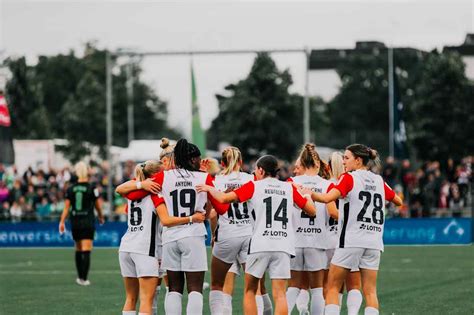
[347,289,363,315]
[165,291,182,315]
[187,291,203,315]
[122,311,135,315]
[339,293,343,306]
[365,307,379,315]
[262,293,273,315]
[209,290,224,315]
[256,295,264,315]
[222,293,233,315]
[324,304,341,315]
[310,288,325,315]
[296,289,310,313]
[286,287,300,313]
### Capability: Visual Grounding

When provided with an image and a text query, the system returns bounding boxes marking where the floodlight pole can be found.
[388,47,395,158]
[126,62,134,143]
[106,51,113,214]
[303,47,310,143]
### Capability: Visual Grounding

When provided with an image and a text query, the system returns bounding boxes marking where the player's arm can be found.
[197,184,237,203]
[293,186,316,217]
[59,199,70,233]
[327,201,339,220]
[209,208,218,246]
[116,178,161,196]
[384,182,403,206]
[93,187,105,224]
[204,175,231,215]
[156,204,206,227]
[123,172,164,200]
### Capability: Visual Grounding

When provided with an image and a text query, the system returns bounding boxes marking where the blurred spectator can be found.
[10,201,22,222]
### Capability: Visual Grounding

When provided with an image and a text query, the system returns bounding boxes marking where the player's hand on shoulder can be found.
[196,184,212,193]
[142,178,161,194]
[99,215,105,225]
[192,212,206,223]
[300,187,313,196]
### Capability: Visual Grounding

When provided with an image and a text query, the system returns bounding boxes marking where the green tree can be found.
[208,53,313,160]
[322,49,423,156]
[5,43,180,161]
[410,51,474,161]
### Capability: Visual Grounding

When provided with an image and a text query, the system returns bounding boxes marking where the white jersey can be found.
[160,169,209,244]
[237,178,302,256]
[338,170,386,251]
[213,172,254,241]
[326,178,340,249]
[291,175,330,249]
[119,195,161,257]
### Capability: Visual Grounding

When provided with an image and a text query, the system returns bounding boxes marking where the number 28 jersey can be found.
[234,177,308,256]
[334,170,396,251]
[213,172,254,241]
[119,194,162,257]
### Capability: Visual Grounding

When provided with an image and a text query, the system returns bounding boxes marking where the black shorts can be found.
[71,227,95,241]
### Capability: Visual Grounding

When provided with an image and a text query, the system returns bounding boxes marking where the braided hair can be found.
[298,143,330,179]
[173,138,201,171]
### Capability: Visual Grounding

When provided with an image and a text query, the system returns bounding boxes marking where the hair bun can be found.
[160,138,170,149]
[369,148,378,160]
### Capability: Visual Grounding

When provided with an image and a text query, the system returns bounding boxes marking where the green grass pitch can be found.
[0,246,472,314]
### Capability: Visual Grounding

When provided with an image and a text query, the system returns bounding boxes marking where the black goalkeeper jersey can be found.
[65,182,98,229]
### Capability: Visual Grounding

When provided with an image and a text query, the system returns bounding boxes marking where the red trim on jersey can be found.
[327,182,335,193]
[333,173,354,198]
[287,177,294,182]
[151,194,165,207]
[292,185,307,209]
[126,171,164,200]
[234,181,255,203]
[206,174,230,214]
[384,182,396,201]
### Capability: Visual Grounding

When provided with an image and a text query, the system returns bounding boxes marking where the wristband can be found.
[189,216,193,223]
[136,181,142,189]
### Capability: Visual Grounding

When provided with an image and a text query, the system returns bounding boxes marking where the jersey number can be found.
[228,202,250,220]
[263,197,288,229]
[170,189,196,217]
[301,211,315,225]
[130,201,142,226]
[329,199,339,226]
[75,191,83,211]
[357,191,384,225]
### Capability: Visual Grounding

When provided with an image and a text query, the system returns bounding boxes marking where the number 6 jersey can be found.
[119,194,163,257]
[333,170,396,251]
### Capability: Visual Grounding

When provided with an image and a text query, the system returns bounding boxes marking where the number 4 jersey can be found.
[334,170,396,251]
[119,194,163,257]
[234,177,309,257]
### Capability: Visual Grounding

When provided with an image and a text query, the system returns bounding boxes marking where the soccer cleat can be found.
[82,280,91,286]
[76,278,84,285]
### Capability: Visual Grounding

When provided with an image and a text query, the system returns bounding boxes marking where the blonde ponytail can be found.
[134,160,163,181]
[329,152,344,180]
[221,146,242,175]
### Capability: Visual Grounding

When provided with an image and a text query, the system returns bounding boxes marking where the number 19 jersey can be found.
[213,172,254,241]
[160,169,209,244]
[335,170,395,251]
[119,194,162,257]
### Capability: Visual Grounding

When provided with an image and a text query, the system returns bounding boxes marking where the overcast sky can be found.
[1,0,473,137]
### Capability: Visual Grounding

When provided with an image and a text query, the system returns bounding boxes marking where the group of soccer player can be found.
[60,137,402,315]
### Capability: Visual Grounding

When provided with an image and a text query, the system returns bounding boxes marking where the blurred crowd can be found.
[0,155,472,222]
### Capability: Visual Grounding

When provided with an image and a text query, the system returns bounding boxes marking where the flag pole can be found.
[388,47,394,158]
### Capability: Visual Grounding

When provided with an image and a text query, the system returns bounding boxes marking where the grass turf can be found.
[0,246,472,314]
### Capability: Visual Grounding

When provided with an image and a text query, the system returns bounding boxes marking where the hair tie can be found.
[141,163,146,169]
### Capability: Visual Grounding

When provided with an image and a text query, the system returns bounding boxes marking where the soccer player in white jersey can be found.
[208,146,254,315]
[118,159,204,315]
[326,151,364,315]
[123,139,229,315]
[287,144,339,315]
[301,144,402,315]
[197,155,317,315]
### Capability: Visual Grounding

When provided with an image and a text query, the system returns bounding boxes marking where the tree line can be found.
[3,43,473,164]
